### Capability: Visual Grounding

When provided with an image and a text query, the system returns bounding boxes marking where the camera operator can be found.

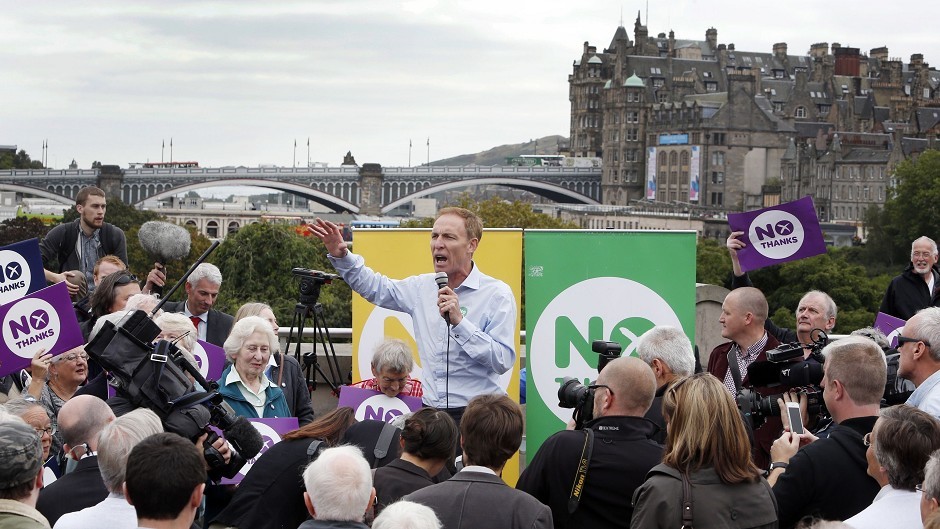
[707,287,785,469]
[516,357,663,529]
[768,336,885,527]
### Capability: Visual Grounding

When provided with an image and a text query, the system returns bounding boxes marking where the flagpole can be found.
[307,137,310,167]
[426,137,430,166]
[408,139,412,167]
[293,139,297,168]
[170,138,174,164]
[161,140,165,163]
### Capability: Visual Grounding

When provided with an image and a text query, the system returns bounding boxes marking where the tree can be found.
[211,222,352,328]
[0,217,51,247]
[0,149,43,169]
[696,239,732,287]
[400,195,578,229]
[866,149,940,265]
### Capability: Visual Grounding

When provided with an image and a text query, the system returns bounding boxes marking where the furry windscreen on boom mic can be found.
[434,272,449,324]
[139,221,192,296]
[139,221,192,262]
[225,415,265,460]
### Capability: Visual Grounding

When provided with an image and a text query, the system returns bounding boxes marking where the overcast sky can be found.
[3,1,938,170]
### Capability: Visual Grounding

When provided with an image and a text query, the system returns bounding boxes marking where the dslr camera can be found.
[557,340,622,430]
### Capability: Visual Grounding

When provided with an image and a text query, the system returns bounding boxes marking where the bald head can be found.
[727,287,768,322]
[596,356,657,416]
[58,395,115,450]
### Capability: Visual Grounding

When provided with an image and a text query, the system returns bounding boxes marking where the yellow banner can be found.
[352,227,523,482]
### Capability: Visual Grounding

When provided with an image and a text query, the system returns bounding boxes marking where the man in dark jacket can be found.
[40,186,126,297]
[161,263,234,347]
[300,445,375,529]
[517,357,662,529]
[707,286,784,469]
[768,336,885,528]
[880,236,940,321]
[35,396,114,526]
[635,325,696,443]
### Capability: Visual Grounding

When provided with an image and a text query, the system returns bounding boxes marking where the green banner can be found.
[524,230,697,461]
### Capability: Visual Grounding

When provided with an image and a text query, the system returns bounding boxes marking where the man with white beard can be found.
[880,236,940,321]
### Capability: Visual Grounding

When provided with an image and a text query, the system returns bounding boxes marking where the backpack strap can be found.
[372,421,398,467]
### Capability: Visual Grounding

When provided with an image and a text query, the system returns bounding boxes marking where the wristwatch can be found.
[769,461,789,472]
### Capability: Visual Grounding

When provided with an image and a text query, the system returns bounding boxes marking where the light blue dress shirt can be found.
[329,252,517,408]
[907,368,940,417]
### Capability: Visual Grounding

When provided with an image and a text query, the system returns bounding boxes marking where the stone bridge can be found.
[0,163,602,214]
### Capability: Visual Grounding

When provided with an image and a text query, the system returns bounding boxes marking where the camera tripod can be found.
[286,301,345,395]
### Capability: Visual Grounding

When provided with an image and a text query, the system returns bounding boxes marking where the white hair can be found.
[912,236,939,256]
[222,316,278,362]
[188,263,222,288]
[155,312,198,354]
[373,501,441,529]
[97,408,164,493]
[371,339,414,374]
[635,326,695,377]
[303,445,372,522]
[125,293,162,315]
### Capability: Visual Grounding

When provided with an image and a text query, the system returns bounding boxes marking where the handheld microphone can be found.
[434,272,450,325]
[139,221,192,296]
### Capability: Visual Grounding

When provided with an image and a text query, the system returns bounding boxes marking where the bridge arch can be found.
[0,184,75,206]
[142,178,359,213]
[381,177,599,214]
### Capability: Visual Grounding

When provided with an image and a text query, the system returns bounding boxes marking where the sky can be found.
[3,1,939,171]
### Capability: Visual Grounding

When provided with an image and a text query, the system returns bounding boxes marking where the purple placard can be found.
[874,312,907,348]
[338,385,423,423]
[0,282,84,377]
[219,417,299,485]
[0,238,46,306]
[192,340,227,382]
[728,196,827,273]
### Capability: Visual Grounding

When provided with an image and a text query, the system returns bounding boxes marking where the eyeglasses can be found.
[863,432,874,447]
[588,384,614,397]
[912,252,935,259]
[916,483,925,494]
[34,425,56,438]
[53,352,89,363]
[896,335,931,347]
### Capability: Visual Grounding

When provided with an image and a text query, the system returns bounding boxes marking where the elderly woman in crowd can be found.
[4,397,59,483]
[373,408,457,514]
[218,316,291,419]
[351,338,423,398]
[631,373,778,528]
[209,407,357,529]
[24,346,88,469]
[844,404,940,529]
[233,302,314,425]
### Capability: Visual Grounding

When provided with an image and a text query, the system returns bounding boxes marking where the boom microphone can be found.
[138,221,192,296]
[434,272,450,325]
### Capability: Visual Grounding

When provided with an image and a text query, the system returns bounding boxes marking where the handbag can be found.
[680,472,694,528]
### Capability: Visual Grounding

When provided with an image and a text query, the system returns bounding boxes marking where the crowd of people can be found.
[1,189,940,528]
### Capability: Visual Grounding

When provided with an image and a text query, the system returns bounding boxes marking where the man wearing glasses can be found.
[897,306,940,417]
[880,236,940,321]
[516,357,662,529]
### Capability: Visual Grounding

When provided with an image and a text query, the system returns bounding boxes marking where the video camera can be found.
[85,309,263,481]
[735,329,828,430]
[292,268,338,306]
[558,340,622,430]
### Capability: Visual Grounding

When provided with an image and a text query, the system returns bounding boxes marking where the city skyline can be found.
[2,0,938,170]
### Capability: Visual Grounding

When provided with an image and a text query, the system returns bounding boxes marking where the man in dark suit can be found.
[405,394,552,529]
[36,395,115,526]
[161,263,234,347]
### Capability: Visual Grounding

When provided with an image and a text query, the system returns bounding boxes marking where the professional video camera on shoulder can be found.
[558,340,622,430]
[86,242,263,482]
[735,329,829,430]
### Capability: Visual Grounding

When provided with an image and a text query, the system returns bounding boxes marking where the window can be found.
[925,88,932,99]
[703,71,712,78]
[705,82,717,92]
[650,67,662,75]
[711,192,724,205]
[774,70,785,79]
[627,129,639,141]
[711,151,725,166]
[712,133,726,145]
[711,171,724,184]
[795,106,807,118]
[653,78,665,88]
[627,111,639,123]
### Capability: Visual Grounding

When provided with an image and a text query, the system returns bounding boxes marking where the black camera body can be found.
[85,310,263,481]
[293,268,339,306]
[558,340,623,430]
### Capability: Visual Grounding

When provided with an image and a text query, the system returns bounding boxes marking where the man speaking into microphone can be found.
[310,207,517,424]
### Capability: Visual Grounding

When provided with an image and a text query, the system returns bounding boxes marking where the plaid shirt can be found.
[723,332,769,395]
[350,377,424,398]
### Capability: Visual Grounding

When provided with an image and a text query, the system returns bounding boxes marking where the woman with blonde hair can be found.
[631,373,778,528]
[233,302,314,425]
